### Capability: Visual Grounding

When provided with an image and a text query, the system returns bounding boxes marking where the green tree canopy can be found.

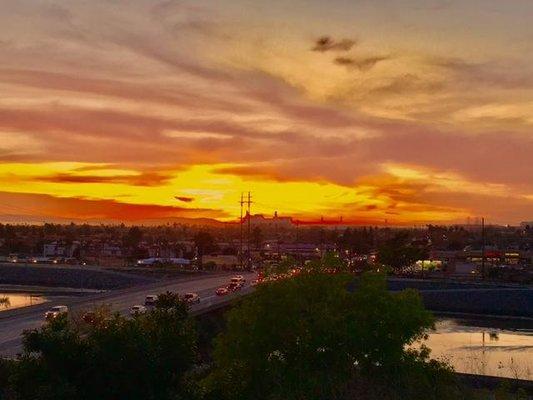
[205,272,455,400]
[378,232,428,271]
[9,293,197,400]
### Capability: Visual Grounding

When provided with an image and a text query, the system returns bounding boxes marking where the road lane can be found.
[0,272,256,357]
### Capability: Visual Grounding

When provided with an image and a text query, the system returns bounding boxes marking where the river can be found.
[424,317,533,380]
[0,292,48,311]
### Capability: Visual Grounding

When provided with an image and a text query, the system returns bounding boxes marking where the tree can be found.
[9,293,198,400]
[251,227,263,250]
[0,296,9,309]
[302,251,348,274]
[193,231,215,269]
[378,232,428,272]
[123,226,143,249]
[205,272,456,400]
[263,256,298,278]
[0,358,16,400]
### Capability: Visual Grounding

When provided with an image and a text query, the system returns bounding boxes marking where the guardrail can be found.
[190,286,253,317]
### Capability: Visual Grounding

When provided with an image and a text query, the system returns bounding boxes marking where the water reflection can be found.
[423,318,533,380]
[0,293,47,311]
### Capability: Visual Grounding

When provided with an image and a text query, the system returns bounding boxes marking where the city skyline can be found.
[1,0,532,225]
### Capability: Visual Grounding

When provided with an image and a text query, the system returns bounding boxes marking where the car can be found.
[130,305,147,315]
[231,275,246,283]
[44,305,68,320]
[144,295,158,306]
[137,258,161,266]
[182,292,200,304]
[216,287,229,296]
[29,257,51,264]
[227,282,242,292]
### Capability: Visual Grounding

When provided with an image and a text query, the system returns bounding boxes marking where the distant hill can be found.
[0,214,231,227]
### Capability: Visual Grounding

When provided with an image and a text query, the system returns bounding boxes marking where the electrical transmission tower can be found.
[239,193,244,269]
[239,191,253,270]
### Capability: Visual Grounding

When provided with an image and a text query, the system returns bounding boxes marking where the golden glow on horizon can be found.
[0,162,473,223]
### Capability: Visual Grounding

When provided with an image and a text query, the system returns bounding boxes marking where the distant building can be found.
[263,242,335,258]
[147,245,176,259]
[43,241,80,258]
[101,244,123,257]
[203,255,238,268]
[43,242,65,258]
[429,249,531,266]
[243,212,293,229]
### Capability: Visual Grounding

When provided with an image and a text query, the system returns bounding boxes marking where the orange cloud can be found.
[33,172,173,187]
[0,191,228,222]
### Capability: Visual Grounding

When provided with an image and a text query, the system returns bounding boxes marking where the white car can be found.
[130,305,147,315]
[44,305,68,320]
[144,295,158,306]
[182,293,200,304]
[231,276,246,286]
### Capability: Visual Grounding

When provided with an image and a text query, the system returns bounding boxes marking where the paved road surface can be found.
[0,272,256,357]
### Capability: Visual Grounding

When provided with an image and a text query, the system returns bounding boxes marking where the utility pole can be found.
[275,211,280,260]
[246,191,252,270]
[239,193,244,270]
[481,217,486,280]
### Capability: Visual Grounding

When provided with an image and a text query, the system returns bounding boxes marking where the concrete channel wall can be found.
[386,279,533,318]
[0,264,153,290]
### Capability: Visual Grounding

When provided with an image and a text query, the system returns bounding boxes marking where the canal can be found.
[0,292,48,311]
[425,317,533,380]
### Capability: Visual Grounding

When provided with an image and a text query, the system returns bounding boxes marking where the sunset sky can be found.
[0,0,532,225]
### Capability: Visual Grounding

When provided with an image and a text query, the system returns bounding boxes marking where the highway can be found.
[0,271,256,357]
